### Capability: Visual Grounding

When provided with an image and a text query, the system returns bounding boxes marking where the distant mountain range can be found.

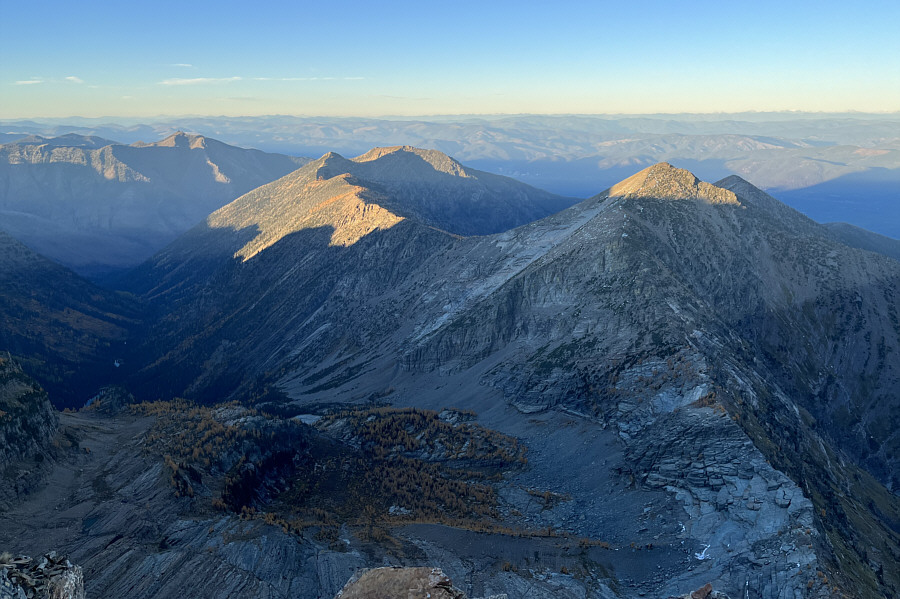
[3,113,898,238]
[0,132,308,277]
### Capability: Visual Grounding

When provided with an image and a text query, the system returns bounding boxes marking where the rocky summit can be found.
[0,155,898,599]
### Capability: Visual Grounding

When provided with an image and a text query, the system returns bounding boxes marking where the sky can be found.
[2,0,899,118]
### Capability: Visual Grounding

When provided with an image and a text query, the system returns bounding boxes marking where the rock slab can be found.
[0,553,84,599]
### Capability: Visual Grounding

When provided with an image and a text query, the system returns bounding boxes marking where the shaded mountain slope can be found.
[0,231,140,406]
[711,176,900,485]
[279,163,899,597]
[396,165,900,487]
[0,355,59,511]
[317,146,577,235]
[116,159,899,597]
[0,132,308,276]
[389,165,900,597]
[120,147,574,401]
[824,221,900,262]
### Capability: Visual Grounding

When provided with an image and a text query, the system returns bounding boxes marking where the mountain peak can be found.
[607,162,740,205]
[313,151,353,179]
[714,174,773,204]
[352,146,412,162]
[714,173,808,219]
[351,146,471,178]
[715,174,750,188]
[153,131,207,150]
[207,163,406,260]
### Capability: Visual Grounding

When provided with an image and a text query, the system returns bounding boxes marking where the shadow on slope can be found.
[122,219,453,405]
[824,222,900,262]
[0,233,143,409]
[326,147,578,236]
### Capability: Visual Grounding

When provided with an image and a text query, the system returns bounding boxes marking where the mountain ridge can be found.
[309,145,577,235]
[7,113,900,238]
[823,221,900,262]
[117,145,577,398]
[258,161,898,597]
[0,133,309,276]
[122,144,575,297]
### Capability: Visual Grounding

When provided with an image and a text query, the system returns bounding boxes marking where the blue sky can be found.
[2,0,899,118]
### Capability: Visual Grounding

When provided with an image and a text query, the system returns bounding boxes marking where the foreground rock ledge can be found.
[334,567,507,599]
[0,552,84,599]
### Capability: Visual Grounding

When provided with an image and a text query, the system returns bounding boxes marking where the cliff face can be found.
[0,355,58,508]
[0,355,57,470]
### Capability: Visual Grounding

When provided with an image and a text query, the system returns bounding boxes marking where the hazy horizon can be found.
[4,110,900,123]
